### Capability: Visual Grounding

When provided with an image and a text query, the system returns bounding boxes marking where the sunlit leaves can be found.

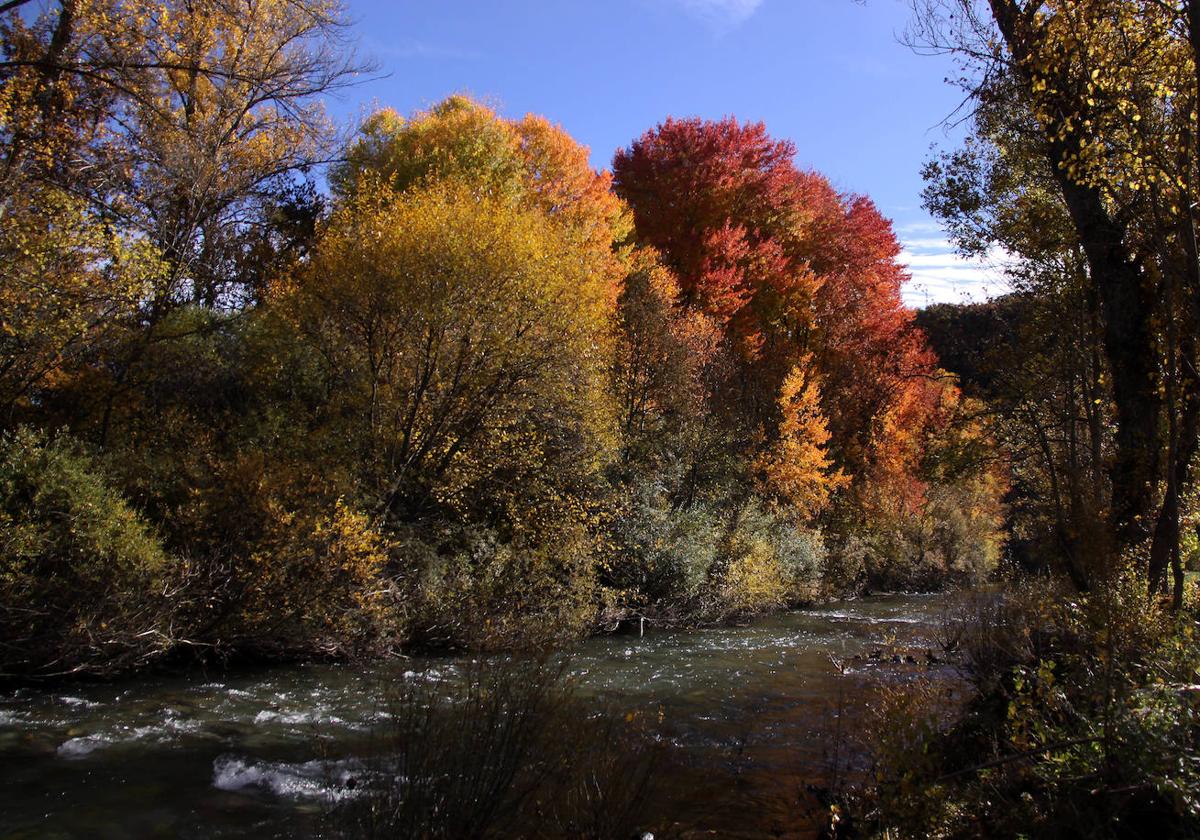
[1016,0,1193,205]
[754,358,849,519]
[613,115,954,522]
[2,0,357,309]
[333,96,631,280]
[277,179,618,525]
[0,184,159,411]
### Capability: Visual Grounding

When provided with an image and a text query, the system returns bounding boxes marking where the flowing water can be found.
[0,593,959,839]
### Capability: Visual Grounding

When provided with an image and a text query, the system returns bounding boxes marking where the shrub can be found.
[0,427,176,677]
[771,517,827,604]
[405,522,600,649]
[603,479,826,620]
[605,477,722,607]
[820,533,869,597]
[712,502,824,616]
[853,473,1005,593]
[233,498,401,657]
[329,656,660,839]
[864,568,1200,839]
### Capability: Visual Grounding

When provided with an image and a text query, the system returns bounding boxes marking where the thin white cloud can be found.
[897,229,1014,308]
[896,221,944,235]
[671,0,765,29]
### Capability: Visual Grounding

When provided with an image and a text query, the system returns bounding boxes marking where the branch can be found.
[934,735,1102,782]
[0,0,38,16]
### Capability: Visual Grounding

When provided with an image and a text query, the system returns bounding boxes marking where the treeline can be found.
[0,0,1004,678]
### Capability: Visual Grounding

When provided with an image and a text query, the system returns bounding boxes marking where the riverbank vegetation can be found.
[0,0,1006,679]
[843,1,1200,837]
[865,574,1200,839]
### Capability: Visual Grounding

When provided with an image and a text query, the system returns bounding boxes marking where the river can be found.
[0,593,959,839]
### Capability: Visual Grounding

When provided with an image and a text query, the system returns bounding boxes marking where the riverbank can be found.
[0,577,946,690]
[856,575,1200,839]
[0,593,957,839]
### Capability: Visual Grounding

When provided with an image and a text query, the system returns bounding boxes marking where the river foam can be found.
[212,755,363,801]
[57,734,113,757]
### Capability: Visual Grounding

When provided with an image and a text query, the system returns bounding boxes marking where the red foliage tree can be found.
[613,116,943,510]
[613,117,815,328]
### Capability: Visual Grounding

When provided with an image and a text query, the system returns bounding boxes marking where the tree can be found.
[613,116,944,512]
[909,0,1200,598]
[0,185,158,419]
[806,194,942,491]
[330,99,526,202]
[276,180,618,530]
[332,96,631,280]
[1,0,362,311]
[613,116,818,345]
[611,254,721,462]
[919,292,1111,587]
[754,358,849,519]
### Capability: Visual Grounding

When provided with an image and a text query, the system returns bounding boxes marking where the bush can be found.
[852,473,1005,593]
[864,569,1200,839]
[329,656,659,839]
[404,522,600,649]
[712,501,824,617]
[233,498,402,657]
[719,526,787,614]
[820,533,869,597]
[0,427,176,677]
[605,485,825,621]
[771,515,827,604]
[605,476,722,607]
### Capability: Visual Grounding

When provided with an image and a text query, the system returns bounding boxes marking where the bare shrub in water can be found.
[935,578,1073,699]
[330,656,660,839]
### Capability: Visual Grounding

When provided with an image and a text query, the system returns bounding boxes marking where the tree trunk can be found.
[989,0,1162,562]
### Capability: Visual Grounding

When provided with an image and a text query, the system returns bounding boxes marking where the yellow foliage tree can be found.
[0,185,159,413]
[916,0,1200,594]
[331,96,632,297]
[754,356,848,520]
[276,179,619,527]
[1,0,360,309]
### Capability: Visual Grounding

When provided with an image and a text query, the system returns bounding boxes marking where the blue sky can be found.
[332,0,1012,306]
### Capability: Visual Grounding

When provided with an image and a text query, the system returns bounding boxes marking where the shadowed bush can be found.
[231,498,403,658]
[399,523,601,650]
[329,656,660,839]
[861,569,1200,839]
